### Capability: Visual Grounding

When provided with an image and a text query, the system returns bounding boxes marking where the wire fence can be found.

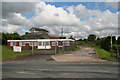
[22,43,76,55]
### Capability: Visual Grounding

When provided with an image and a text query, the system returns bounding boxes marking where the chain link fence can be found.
[22,42,76,55]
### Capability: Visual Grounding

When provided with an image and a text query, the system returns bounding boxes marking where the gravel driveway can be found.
[52,47,107,62]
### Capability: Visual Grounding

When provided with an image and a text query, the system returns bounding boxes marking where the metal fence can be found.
[22,42,76,55]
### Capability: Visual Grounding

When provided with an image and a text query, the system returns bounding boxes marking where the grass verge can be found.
[1,45,29,61]
[95,47,118,61]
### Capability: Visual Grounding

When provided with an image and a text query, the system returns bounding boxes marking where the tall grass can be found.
[95,47,117,61]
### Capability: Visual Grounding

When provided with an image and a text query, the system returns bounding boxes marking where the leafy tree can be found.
[112,36,116,45]
[113,45,120,58]
[95,37,101,47]
[117,36,120,45]
[0,32,2,45]
[69,36,75,40]
[100,36,111,51]
[88,34,96,41]
[25,32,29,34]
[59,37,66,39]
[2,32,23,45]
[77,39,83,41]
[83,39,87,42]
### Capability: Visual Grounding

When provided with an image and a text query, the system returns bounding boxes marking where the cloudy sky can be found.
[1,0,119,39]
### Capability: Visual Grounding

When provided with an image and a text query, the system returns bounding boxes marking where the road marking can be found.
[17,71,35,74]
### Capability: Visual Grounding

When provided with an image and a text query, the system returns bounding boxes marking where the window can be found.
[34,42,38,46]
[19,42,25,46]
[45,42,50,46]
[10,42,13,46]
[43,42,50,46]
[52,41,58,46]
[29,42,33,46]
[38,42,42,46]
[10,42,16,46]
[29,42,38,46]
[59,42,63,46]
[63,41,69,46]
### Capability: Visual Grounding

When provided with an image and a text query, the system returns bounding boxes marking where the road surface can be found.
[2,47,119,78]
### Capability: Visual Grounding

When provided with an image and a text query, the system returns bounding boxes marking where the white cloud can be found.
[6,13,31,26]
[32,2,81,26]
[1,1,119,38]
[2,24,22,33]
[2,2,36,33]
[66,4,119,38]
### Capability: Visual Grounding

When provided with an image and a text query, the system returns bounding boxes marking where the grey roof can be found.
[29,27,49,32]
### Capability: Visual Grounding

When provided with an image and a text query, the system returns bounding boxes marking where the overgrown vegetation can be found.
[95,47,117,61]
[77,34,120,61]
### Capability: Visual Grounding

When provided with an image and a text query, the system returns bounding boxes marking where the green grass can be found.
[95,47,117,61]
[1,45,29,60]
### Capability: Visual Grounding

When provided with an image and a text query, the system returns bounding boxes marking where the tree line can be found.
[77,34,120,58]
[0,32,23,45]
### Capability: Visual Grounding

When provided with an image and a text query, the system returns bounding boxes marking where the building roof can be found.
[22,33,45,37]
[7,39,75,42]
[29,27,49,32]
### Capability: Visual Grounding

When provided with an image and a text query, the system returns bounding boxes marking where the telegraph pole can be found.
[61,28,63,37]
[110,34,112,51]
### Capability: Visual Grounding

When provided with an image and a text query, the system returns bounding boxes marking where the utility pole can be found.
[61,28,63,37]
[110,34,112,51]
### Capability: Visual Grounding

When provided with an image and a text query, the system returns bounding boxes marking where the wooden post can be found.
[55,41,57,54]
[32,42,34,54]
[45,42,46,54]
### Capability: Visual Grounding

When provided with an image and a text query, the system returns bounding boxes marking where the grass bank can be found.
[1,45,29,60]
[95,47,117,61]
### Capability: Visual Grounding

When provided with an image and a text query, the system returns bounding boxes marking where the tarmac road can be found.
[2,55,119,78]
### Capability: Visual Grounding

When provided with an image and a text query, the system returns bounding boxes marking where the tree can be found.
[77,39,83,41]
[95,37,101,47]
[112,36,116,45]
[117,36,120,45]
[2,32,23,45]
[25,32,29,34]
[59,37,66,39]
[69,36,75,40]
[100,36,111,51]
[88,34,96,41]
[0,32,2,45]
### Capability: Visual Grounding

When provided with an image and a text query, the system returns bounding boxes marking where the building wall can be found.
[8,42,13,49]
[8,41,75,50]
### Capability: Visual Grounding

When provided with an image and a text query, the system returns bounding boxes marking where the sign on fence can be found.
[13,46,21,52]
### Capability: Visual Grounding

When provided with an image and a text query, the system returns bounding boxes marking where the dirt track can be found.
[52,47,107,62]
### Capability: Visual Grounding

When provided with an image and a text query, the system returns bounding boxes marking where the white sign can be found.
[38,46,51,49]
[13,46,21,52]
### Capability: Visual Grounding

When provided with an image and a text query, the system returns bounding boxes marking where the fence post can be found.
[55,41,57,54]
[32,42,34,55]
[45,42,46,54]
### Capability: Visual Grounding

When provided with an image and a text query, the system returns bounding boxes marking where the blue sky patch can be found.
[22,11,35,19]
[46,2,118,13]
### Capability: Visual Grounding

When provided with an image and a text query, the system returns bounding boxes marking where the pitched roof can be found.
[29,27,49,32]
[22,33,49,37]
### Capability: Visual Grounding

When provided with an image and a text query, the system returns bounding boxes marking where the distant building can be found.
[49,34,60,39]
[22,27,49,39]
